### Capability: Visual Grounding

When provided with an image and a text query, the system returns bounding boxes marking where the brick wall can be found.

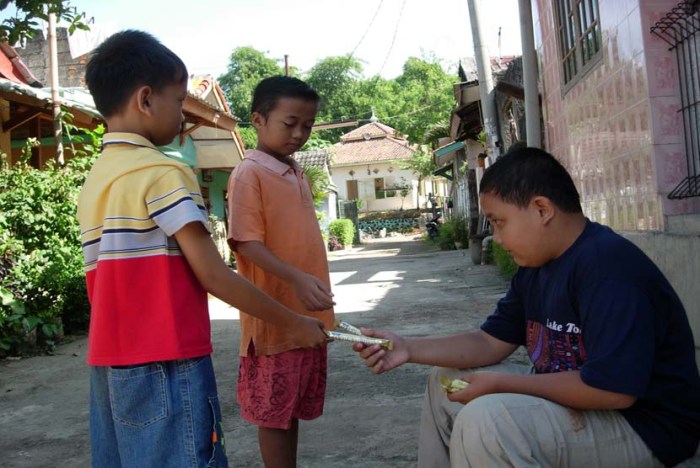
[17,27,88,88]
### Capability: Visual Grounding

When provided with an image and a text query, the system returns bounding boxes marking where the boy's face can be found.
[252,97,318,158]
[147,80,187,146]
[480,191,552,267]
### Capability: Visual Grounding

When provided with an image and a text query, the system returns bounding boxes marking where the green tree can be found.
[305,55,365,141]
[0,0,89,43]
[218,46,284,121]
[400,146,436,209]
[386,56,457,144]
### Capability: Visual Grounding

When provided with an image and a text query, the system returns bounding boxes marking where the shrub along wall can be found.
[0,137,98,356]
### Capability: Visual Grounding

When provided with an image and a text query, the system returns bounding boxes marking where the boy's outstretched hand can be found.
[353,328,408,374]
[287,315,328,348]
[292,272,335,311]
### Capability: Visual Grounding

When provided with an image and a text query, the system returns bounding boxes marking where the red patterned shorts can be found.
[237,343,327,429]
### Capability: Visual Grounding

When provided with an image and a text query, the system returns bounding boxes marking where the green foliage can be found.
[237,126,257,150]
[0,125,102,356]
[491,242,518,279]
[393,176,411,210]
[452,216,470,248]
[428,216,469,251]
[300,133,332,151]
[424,120,450,147]
[400,147,436,208]
[329,218,355,247]
[0,0,90,43]
[301,165,331,208]
[434,218,455,251]
[217,46,284,121]
[219,47,458,147]
[360,209,420,221]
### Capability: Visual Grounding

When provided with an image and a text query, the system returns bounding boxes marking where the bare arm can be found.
[451,369,636,410]
[236,240,334,311]
[407,329,518,368]
[174,222,327,348]
[355,328,518,374]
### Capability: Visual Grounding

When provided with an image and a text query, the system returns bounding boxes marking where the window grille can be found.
[554,0,603,88]
[651,1,700,199]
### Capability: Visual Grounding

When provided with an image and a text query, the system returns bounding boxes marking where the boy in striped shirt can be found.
[78,30,327,468]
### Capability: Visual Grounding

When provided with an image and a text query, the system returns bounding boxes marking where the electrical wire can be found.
[348,0,384,59]
[377,0,406,76]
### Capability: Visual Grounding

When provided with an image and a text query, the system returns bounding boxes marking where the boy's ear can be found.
[134,85,154,116]
[532,196,555,225]
[251,111,265,129]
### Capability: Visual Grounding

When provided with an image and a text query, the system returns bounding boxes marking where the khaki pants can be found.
[417,363,663,468]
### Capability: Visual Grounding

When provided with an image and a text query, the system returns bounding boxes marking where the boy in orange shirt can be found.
[227,75,335,467]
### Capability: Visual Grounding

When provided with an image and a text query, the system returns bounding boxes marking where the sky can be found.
[5,0,523,79]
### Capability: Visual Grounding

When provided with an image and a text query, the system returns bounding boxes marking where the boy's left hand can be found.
[446,371,500,404]
[292,272,335,311]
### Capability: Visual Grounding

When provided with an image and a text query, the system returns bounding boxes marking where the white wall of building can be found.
[332,161,449,213]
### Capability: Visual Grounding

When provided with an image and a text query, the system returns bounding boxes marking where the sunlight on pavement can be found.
[209,269,403,320]
[367,270,405,282]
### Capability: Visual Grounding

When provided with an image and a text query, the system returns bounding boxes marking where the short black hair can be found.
[479,147,582,213]
[251,76,320,118]
[85,30,187,118]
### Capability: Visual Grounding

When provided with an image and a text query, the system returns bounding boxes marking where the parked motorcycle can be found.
[426,212,442,239]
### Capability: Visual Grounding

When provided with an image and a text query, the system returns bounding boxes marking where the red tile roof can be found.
[293,149,331,169]
[340,121,400,142]
[332,121,417,166]
[0,42,41,86]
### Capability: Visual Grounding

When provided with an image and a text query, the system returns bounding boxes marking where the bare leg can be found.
[258,419,299,468]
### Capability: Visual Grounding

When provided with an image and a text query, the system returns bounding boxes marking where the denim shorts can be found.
[89,355,228,468]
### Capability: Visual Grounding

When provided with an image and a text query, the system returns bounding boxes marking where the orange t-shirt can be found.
[227,149,334,356]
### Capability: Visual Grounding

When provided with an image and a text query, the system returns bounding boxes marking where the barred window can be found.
[554,0,602,89]
[651,2,700,199]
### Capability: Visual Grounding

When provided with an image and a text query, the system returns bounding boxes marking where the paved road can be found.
[1,234,698,466]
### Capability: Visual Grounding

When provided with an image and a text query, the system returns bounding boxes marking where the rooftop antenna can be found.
[369,108,378,123]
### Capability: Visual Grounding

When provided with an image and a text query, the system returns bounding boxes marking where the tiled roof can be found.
[0,43,41,87]
[332,136,416,165]
[340,121,399,142]
[293,149,331,169]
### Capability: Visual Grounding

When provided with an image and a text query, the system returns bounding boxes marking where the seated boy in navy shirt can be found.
[355,147,700,467]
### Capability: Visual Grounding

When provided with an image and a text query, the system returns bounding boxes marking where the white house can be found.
[293,148,338,233]
[330,118,447,212]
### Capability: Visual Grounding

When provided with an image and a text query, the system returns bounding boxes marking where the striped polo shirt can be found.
[78,133,212,366]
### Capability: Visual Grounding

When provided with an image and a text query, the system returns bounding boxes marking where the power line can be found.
[377,0,406,76]
[348,0,384,59]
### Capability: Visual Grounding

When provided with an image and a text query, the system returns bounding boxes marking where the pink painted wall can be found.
[532,0,700,232]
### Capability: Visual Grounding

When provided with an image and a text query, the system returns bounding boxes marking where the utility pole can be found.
[466,0,499,159]
[48,12,64,166]
[518,0,541,148]
[284,54,289,76]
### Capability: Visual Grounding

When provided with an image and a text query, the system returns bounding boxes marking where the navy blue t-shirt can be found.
[481,220,700,466]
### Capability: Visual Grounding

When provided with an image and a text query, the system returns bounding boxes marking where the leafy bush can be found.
[0,128,101,356]
[329,219,355,247]
[451,216,470,248]
[359,209,420,221]
[435,219,455,250]
[491,242,518,279]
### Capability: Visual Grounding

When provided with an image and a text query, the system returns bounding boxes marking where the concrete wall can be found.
[623,228,700,369]
[18,28,88,88]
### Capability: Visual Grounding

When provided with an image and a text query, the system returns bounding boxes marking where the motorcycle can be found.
[426,212,442,239]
